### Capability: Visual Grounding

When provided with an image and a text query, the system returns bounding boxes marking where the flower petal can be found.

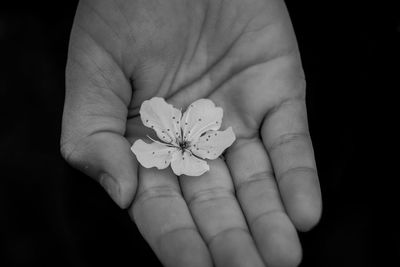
[140,97,182,144]
[191,127,236,160]
[181,99,223,142]
[131,139,178,169]
[170,150,209,176]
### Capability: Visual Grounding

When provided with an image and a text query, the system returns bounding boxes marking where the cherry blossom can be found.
[131,97,236,176]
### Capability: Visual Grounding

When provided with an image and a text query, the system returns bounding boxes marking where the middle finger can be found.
[179,158,265,267]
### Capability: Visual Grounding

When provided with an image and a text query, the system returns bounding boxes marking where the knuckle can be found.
[187,187,235,207]
[134,185,181,205]
[250,209,284,229]
[207,226,249,247]
[235,170,275,193]
[268,132,310,152]
[277,166,317,183]
[156,226,198,248]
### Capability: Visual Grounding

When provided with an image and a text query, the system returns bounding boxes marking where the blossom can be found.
[131,97,236,176]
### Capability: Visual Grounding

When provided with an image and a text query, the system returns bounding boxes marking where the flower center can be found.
[179,140,189,150]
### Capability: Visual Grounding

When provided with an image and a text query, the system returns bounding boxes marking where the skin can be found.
[61,0,322,266]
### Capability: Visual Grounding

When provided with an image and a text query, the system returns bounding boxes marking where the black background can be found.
[0,1,398,266]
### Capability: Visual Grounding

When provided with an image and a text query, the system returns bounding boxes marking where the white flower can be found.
[131,97,236,176]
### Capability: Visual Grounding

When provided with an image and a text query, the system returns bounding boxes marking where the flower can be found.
[131,97,236,176]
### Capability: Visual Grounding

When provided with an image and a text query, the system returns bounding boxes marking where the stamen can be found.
[146,135,177,147]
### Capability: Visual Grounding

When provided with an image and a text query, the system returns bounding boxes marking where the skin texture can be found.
[61,0,322,266]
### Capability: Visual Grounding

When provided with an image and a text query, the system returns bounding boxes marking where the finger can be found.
[226,138,302,267]
[261,98,322,231]
[180,159,265,267]
[61,132,137,208]
[130,167,212,267]
[61,37,136,208]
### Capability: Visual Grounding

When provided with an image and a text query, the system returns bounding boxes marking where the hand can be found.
[61,0,322,266]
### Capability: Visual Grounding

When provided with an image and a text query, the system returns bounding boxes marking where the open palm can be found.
[61,0,322,266]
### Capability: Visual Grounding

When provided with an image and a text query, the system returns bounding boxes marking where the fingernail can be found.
[99,173,121,206]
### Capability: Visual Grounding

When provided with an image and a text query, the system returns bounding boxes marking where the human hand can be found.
[61,0,322,266]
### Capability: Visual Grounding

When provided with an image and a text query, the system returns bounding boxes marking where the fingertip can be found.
[62,132,138,209]
[158,229,213,267]
[288,193,322,232]
[99,173,122,206]
[279,171,322,231]
[269,231,302,267]
[255,212,302,267]
[267,239,302,267]
[96,135,138,208]
[118,178,138,209]
[99,172,137,209]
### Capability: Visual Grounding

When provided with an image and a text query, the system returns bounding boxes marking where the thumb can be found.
[61,132,137,208]
[61,34,137,208]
